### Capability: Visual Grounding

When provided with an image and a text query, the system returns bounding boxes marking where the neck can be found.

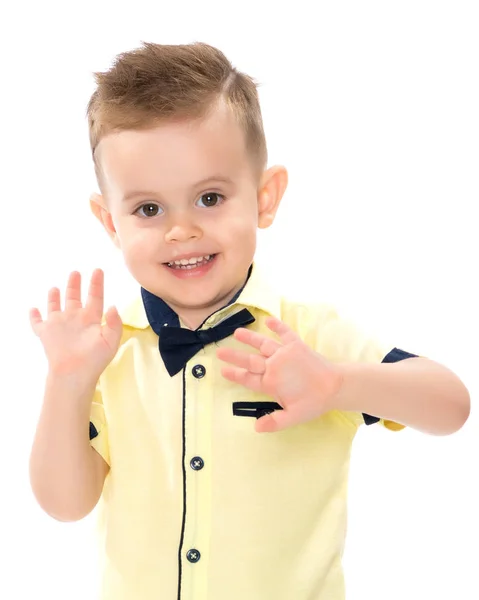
[176,295,237,331]
[176,280,249,330]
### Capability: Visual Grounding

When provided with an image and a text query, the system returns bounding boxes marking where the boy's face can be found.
[91,102,287,323]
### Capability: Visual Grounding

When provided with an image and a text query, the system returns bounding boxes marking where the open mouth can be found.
[165,254,216,270]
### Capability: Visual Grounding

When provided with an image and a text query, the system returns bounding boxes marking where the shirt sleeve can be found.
[89,379,110,466]
[305,305,418,431]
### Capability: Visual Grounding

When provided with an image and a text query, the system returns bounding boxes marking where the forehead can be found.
[97,104,251,196]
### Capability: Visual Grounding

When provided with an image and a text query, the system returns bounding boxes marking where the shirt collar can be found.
[119,262,281,331]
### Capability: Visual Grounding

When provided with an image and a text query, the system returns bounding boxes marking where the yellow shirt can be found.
[89,264,409,600]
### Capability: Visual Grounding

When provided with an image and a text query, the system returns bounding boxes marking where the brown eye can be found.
[137,204,162,217]
[197,193,224,208]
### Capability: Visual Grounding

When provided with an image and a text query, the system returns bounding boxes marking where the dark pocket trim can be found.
[233,402,283,419]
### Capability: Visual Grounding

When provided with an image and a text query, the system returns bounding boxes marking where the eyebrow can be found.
[122,175,235,203]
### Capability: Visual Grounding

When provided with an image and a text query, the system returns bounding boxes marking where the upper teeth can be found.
[170,255,211,266]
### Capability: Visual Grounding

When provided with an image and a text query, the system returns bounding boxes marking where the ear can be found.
[89,193,121,248]
[257,166,288,229]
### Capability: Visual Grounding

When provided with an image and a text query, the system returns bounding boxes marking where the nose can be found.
[164,213,202,243]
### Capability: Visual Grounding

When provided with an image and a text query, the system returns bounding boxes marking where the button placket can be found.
[183,358,206,584]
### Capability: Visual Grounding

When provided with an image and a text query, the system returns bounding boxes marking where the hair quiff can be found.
[87,42,267,174]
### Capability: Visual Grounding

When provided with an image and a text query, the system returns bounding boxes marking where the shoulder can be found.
[279,295,387,363]
[99,296,153,370]
[118,295,150,330]
[279,297,339,338]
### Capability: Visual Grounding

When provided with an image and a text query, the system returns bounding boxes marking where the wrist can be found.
[328,362,384,414]
[325,362,356,413]
[46,369,99,398]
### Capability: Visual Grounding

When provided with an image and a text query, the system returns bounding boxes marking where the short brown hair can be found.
[87,42,267,176]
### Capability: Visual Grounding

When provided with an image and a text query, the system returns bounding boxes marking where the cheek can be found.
[221,202,258,235]
[117,223,159,261]
[217,210,257,254]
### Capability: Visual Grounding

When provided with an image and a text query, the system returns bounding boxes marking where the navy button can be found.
[190,457,204,471]
[186,549,201,563]
[192,364,206,378]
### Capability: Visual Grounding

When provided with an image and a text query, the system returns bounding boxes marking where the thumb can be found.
[255,404,314,433]
[102,306,123,349]
[254,408,292,433]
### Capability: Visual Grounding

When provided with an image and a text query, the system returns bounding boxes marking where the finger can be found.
[216,347,266,374]
[220,365,264,393]
[255,405,305,433]
[29,308,43,336]
[101,306,123,349]
[85,269,105,320]
[233,327,281,358]
[47,287,61,315]
[64,271,82,311]
[265,317,300,344]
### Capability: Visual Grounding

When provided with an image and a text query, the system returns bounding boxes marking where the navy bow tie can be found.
[158,308,255,376]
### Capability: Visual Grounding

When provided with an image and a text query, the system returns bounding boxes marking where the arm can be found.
[29,373,109,522]
[331,357,470,436]
[28,269,122,520]
[217,318,470,435]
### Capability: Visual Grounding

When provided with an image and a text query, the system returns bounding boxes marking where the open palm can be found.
[30,269,123,379]
[217,317,342,432]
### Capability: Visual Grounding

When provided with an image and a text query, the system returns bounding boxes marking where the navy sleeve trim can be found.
[89,421,98,440]
[362,413,381,425]
[381,347,419,363]
[362,347,419,425]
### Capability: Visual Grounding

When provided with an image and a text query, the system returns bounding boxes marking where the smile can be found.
[166,254,216,270]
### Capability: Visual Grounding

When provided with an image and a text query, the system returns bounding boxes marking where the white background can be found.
[1,1,477,599]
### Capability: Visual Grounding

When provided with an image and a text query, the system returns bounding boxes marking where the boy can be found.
[29,42,470,600]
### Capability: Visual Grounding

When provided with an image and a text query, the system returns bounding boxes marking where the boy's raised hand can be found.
[30,269,123,381]
[217,317,343,433]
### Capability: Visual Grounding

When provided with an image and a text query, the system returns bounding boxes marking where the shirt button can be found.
[186,549,201,563]
[190,456,204,471]
[192,364,206,378]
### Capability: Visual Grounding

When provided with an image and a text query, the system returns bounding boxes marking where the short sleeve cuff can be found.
[362,347,419,429]
[90,399,110,466]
